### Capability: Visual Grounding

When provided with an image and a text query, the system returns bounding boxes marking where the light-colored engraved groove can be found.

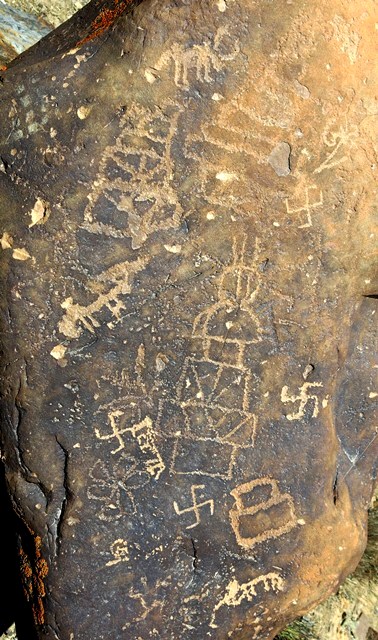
[229,477,297,549]
[95,413,165,478]
[281,381,324,420]
[200,98,275,161]
[209,571,284,628]
[173,484,214,530]
[82,102,183,250]
[154,26,240,90]
[285,185,323,228]
[105,538,130,567]
[314,120,359,174]
[87,455,150,521]
[59,256,147,339]
[157,236,262,480]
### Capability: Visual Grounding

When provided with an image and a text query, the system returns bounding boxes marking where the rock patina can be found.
[0,0,377,638]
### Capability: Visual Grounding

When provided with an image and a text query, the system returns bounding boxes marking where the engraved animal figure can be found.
[87,455,150,521]
[82,102,183,250]
[229,477,297,549]
[281,381,324,420]
[106,539,130,567]
[285,185,323,228]
[155,27,240,90]
[173,484,215,530]
[209,572,284,628]
[314,119,359,174]
[58,256,148,339]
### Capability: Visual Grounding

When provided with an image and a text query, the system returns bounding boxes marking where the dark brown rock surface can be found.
[0,0,377,638]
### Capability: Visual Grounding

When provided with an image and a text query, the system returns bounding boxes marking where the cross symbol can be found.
[173,484,214,530]
[285,185,323,228]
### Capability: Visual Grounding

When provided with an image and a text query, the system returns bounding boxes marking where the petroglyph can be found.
[314,120,359,174]
[209,572,284,628]
[158,236,261,479]
[196,78,294,166]
[131,418,165,479]
[229,478,297,549]
[198,101,272,164]
[82,102,183,250]
[58,256,147,339]
[281,381,324,420]
[106,538,130,567]
[285,185,323,228]
[87,455,150,521]
[122,581,163,628]
[173,484,214,530]
[95,414,165,478]
[183,83,295,217]
[192,235,264,362]
[154,27,240,90]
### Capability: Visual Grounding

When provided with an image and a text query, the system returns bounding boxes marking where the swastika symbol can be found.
[173,484,214,530]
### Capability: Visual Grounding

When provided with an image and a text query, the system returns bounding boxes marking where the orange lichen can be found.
[77,0,133,47]
[0,65,7,72]
[18,534,49,626]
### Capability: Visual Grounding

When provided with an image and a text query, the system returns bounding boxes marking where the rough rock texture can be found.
[0,0,377,639]
[3,0,89,29]
[0,4,50,65]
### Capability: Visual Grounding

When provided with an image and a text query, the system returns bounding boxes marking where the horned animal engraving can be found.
[210,572,284,628]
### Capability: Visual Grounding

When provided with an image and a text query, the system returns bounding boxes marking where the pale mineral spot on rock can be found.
[144,67,159,83]
[28,198,50,227]
[50,344,67,360]
[268,142,291,176]
[77,105,91,120]
[12,247,30,260]
[0,232,13,250]
[215,170,239,181]
[164,244,182,253]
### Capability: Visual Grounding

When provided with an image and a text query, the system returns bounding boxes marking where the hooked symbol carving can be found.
[173,484,214,530]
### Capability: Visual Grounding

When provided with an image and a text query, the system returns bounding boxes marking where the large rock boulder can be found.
[0,0,376,638]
